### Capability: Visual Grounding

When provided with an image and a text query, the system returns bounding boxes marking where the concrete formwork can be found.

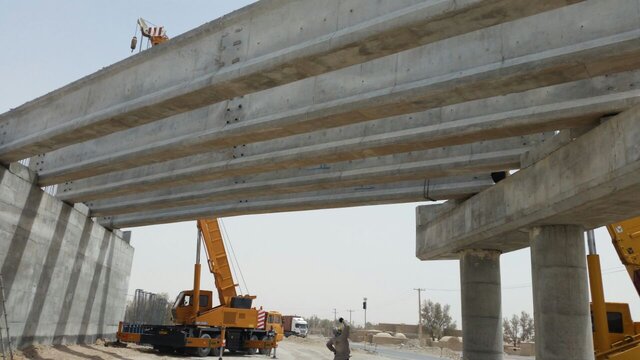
[0,164,134,348]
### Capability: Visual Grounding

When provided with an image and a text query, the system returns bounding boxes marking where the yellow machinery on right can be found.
[588,216,640,359]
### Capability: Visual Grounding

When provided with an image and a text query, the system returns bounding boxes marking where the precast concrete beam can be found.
[85,136,524,212]
[70,135,535,206]
[54,68,640,201]
[0,0,575,162]
[34,0,640,184]
[87,141,514,214]
[99,178,492,229]
[416,104,640,260]
[530,225,594,360]
[460,249,503,360]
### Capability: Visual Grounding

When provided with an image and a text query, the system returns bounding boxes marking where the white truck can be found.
[283,315,308,338]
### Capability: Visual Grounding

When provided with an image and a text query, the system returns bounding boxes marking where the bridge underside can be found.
[2,0,640,357]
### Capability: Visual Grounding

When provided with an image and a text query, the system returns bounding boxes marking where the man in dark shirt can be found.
[326,317,350,359]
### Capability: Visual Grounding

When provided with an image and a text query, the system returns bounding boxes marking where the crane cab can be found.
[172,290,213,324]
[592,303,640,349]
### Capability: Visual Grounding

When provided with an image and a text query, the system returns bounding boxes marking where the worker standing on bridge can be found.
[326,317,351,359]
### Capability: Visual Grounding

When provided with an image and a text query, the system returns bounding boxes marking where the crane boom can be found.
[197,218,238,306]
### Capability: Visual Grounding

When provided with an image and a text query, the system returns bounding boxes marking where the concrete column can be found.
[530,225,594,360]
[460,249,503,360]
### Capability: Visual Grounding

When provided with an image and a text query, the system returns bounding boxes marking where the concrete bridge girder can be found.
[98,176,493,228]
[54,68,640,202]
[85,139,532,217]
[30,0,640,186]
[0,0,573,163]
[74,133,539,211]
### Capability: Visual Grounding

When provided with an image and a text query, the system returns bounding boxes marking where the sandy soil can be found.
[12,336,533,360]
[13,337,387,360]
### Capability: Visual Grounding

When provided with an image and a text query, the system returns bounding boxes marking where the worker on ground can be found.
[326,317,351,359]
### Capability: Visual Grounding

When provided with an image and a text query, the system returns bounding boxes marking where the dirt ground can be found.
[12,337,394,360]
[12,336,532,360]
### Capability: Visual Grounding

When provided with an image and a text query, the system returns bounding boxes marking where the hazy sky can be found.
[2,1,639,327]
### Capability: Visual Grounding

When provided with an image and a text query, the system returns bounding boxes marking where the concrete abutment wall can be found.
[0,163,134,348]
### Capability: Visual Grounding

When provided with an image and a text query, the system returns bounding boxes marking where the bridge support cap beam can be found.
[460,249,503,360]
[416,103,640,260]
[530,225,594,360]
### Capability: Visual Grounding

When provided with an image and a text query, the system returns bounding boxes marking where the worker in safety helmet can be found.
[326,317,351,359]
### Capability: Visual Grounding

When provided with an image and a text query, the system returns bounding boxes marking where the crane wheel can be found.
[210,335,221,357]
[190,333,211,357]
[258,336,272,355]
[247,335,259,354]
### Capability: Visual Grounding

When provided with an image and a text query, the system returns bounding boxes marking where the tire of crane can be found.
[210,337,221,357]
[192,333,211,357]
[258,336,271,355]
[247,335,259,355]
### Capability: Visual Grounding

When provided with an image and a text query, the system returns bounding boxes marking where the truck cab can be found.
[292,317,308,337]
[266,311,285,341]
[283,315,308,338]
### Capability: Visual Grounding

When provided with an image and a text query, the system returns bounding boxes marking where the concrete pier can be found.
[460,249,503,360]
[530,225,594,360]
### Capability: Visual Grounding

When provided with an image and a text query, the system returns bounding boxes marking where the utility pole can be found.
[363,297,368,330]
[346,309,355,324]
[333,308,337,323]
[414,288,425,345]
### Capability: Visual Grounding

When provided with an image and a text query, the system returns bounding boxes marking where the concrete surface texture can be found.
[530,225,594,360]
[0,164,134,348]
[460,250,503,360]
[0,1,638,229]
[2,0,640,357]
[417,105,640,259]
[0,0,576,162]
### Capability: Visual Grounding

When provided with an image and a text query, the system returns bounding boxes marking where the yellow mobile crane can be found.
[117,218,283,357]
[588,216,640,359]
